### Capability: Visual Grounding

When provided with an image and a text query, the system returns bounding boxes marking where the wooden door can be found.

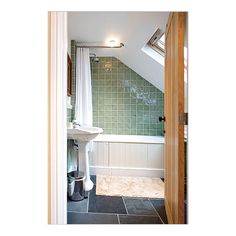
[164,12,185,224]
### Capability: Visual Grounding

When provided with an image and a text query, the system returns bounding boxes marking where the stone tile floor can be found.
[67,175,187,224]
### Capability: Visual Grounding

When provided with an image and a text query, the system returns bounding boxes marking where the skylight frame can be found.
[148,28,165,57]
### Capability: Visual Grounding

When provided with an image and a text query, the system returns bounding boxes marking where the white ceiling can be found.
[68,12,169,92]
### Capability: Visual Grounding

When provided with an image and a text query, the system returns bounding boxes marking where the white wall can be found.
[68,12,169,92]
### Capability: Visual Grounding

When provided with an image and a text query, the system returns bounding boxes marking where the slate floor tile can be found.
[88,186,127,214]
[119,215,162,224]
[150,199,168,224]
[90,175,96,185]
[123,197,157,216]
[67,197,88,213]
[67,212,118,224]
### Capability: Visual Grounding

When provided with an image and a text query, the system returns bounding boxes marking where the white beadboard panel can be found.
[109,143,148,168]
[89,138,164,178]
[90,142,109,167]
[89,142,96,166]
[90,166,164,178]
[109,143,126,167]
[125,143,148,168]
[90,166,111,176]
[147,144,164,169]
[110,167,164,178]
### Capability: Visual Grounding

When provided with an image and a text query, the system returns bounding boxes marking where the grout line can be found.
[117,214,120,224]
[68,211,161,218]
[122,197,129,214]
[148,198,164,224]
[118,213,160,217]
[67,210,88,214]
[86,191,90,213]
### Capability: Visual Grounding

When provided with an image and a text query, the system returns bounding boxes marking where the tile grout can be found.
[117,214,120,224]
[121,196,129,215]
[68,211,162,218]
[148,198,164,224]
[86,191,90,213]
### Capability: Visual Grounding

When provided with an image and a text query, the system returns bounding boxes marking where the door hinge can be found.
[179,112,188,125]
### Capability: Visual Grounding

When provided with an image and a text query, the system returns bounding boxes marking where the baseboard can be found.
[90,166,164,178]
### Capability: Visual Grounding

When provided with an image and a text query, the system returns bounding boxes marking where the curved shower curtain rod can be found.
[76,42,124,49]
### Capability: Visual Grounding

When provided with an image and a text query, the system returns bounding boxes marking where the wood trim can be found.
[164,198,173,224]
[165,12,174,37]
[164,12,185,224]
[177,12,185,223]
[48,12,68,225]
[48,11,51,225]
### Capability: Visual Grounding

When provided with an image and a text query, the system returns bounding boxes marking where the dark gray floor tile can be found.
[67,197,88,213]
[119,215,162,224]
[88,186,127,214]
[150,199,168,224]
[90,175,96,185]
[67,212,118,224]
[123,197,157,216]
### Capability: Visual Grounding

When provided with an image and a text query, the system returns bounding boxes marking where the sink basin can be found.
[67,126,103,141]
[67,126,103,191]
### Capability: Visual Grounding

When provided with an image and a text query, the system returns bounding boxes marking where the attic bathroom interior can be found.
[66,12,188,224]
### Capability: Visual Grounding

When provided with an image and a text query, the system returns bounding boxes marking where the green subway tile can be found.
[90,56,164,136]
[112,104,118,110]
[105,116,112,123]
[104,123,112,128]
[104,105,112,111]
[124,98,131,104]
[112,110,118,116]
[111,86,118,93]
[144,130,150,136]
[124,110,132,117]
[104,99,112,105]
[112,122,117,128]
[118,104,124,110]
[137,130,144,135]
[131,116,136,123]
[105,129,112,134]
[137,124,144,130]
[112,116,118,123]
[131,110,136,116]
[149,129,157,136]
[98,110,104,116]
[137,117,144,124]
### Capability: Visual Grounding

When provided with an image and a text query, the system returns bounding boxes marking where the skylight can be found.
[154,33,165,51]
[148,28,165,57]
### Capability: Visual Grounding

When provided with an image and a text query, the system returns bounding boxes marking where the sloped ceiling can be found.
[68,12,169,92]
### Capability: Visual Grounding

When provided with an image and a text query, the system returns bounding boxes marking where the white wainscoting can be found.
[89,136,164,177]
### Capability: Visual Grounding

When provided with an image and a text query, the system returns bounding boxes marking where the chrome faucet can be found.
[72,120,81,127]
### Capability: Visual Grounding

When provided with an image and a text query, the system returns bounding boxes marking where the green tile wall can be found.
[67,40,76,122]
[67,41,77,170]
[91,57,164,136]
[67,108,72,122]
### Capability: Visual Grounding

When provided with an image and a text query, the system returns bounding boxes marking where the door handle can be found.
[159,116,166,122]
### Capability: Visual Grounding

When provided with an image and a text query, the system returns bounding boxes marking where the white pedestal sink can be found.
[67,126,103,191]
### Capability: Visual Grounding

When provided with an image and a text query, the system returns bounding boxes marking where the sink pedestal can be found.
[78,141,94,191]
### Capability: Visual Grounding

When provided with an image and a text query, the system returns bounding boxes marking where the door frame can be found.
[48,11,68,224]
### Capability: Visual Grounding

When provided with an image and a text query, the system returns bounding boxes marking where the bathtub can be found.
[90,134,165,178]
